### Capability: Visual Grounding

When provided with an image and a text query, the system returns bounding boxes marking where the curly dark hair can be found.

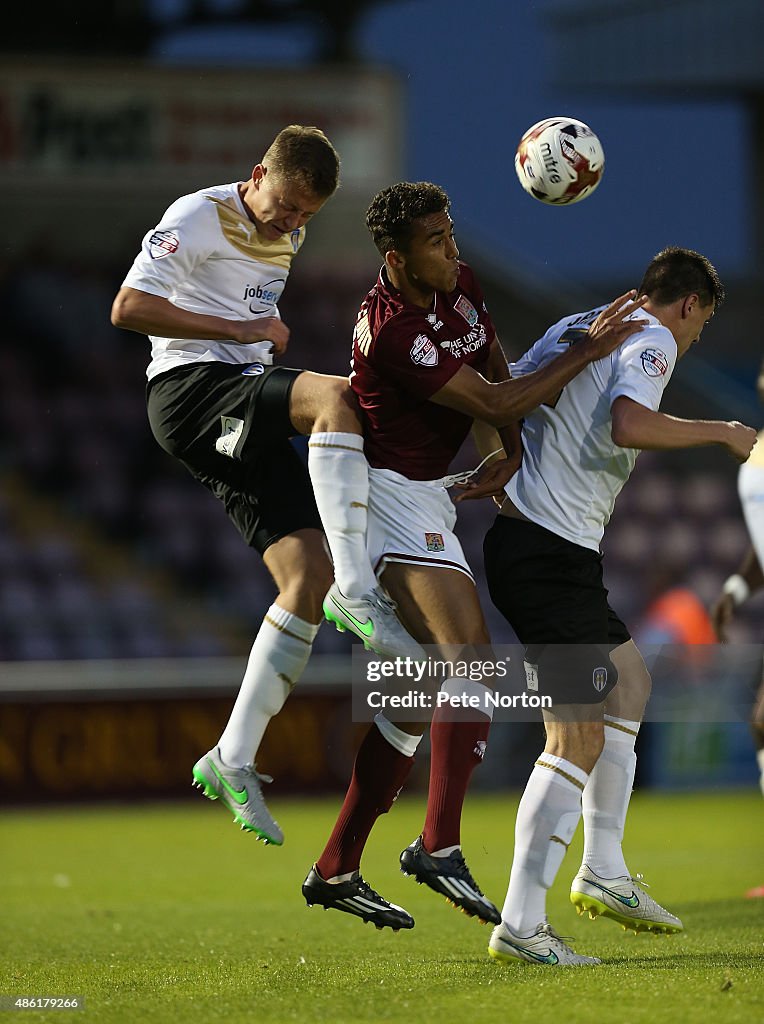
[638,246,725,310]
[262,125,340,199]
[366,181,450,258]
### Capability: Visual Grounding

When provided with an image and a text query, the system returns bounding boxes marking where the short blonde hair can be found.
[262,125,340,199]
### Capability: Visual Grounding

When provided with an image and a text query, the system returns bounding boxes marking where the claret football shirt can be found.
[350,263,495,480]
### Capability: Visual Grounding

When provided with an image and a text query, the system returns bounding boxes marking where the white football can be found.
[515,117,605,205]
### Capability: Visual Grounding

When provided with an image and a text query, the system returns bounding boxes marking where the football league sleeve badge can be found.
[148,230,180,260]
[410,334,439,366]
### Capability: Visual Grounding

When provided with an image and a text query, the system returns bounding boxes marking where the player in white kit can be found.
[111,125,416,848]
[468,247,756,965]
[712,358,764,817]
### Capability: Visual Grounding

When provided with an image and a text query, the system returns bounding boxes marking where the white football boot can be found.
[570,866,683,934]
[488,920,601,966]
[323,582,424,659]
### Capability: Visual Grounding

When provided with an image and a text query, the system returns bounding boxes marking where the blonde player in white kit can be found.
[111,126,416,848]
[712,358,764,810]
[471,247,756,965]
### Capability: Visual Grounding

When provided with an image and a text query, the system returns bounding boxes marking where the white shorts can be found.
[367,467,474,581]
[739,461,764,568]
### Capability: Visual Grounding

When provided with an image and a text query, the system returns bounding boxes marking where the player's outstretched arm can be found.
[611,397,757,462]
[111,286,290,353]
[430,291,647,427]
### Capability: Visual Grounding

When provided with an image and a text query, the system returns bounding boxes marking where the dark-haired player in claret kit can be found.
[302,180,648,931]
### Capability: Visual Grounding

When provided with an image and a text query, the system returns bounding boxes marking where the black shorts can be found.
[483,514,631,705]
[146,361,322,554]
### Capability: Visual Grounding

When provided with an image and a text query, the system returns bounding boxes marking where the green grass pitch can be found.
[3,789,763,1023]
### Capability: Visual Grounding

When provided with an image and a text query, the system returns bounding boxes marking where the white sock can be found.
[580,716,640,879]
[502,754,588,936]
[757,748,764,797]
[308,432,377,599]
[217,604,318,767]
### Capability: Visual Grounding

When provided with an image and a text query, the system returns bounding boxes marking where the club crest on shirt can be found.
[640,348,668,377]
[425,532,445,552]
[148,230,179,260]
[454,294,478,326]
[592,667,608,692]
[410,334,438,366]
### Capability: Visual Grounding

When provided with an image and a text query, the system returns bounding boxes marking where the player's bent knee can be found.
[264,533,333,621]
[280,567,333,610]
[608,640,652,717]
[292,373,359,435]
[294,559,334,595]
[543,720,604,773]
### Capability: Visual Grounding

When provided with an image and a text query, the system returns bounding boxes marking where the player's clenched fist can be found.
[723,421,758,463]
[233,316,290,354]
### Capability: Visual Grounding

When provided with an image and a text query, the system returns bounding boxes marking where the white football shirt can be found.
[505,308,677,551]
[738,431,764,568]
[122,181,306,380]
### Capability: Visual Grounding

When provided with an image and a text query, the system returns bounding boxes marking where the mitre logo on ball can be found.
[515,117,605,205]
